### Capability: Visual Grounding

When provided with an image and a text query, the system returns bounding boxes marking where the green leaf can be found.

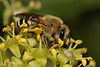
[8,62,13,67]
[47,55,56,67]
[28,58,47,67]
[0,64,6,67]
[11,56,24,67]
[11,61,18,67]
[72,48,87,57]
[9,44,21,58]
[57,53,68,64]
[32,49,49,58]
[5,38,18,48]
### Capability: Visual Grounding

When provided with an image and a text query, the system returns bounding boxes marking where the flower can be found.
[70,38,75,43]
[16,35,20,40]
[51,48,57,58]
[76,54,88,66]
[89,60,96,67]
[23,28,28,33]
[18,38,27,43]
[87,57,93,61]
[65,39,69,45]
[22,52,31,61]
[2,25,11,32]
[7,25,11,31]
[63,64,72,67]
[0,43,5,50]
[76,54,82,60]
[2,27,8,32]
[58,38,64,47]
[37,34,41,41]
[10,22,14,28]
[82,48,87,53]
[20,23,28,28]
[75,40,83,44]
[82,58,87,66]
[5,59,9,64]
[29,27,42,41]
[66,38,75,45]
[73,40,83,49]
[31,27,42,34]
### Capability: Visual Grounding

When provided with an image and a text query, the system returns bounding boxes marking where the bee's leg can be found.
[42,35,49,50]
[63,35,71,48]
[62,38,69,48]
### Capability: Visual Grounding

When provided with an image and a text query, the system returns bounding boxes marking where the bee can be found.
[14,12,70,49]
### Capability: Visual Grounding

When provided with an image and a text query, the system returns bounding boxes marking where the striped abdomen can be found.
[15,18,36,31]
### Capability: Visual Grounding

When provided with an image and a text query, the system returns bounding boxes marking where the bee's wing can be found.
[13,12,48,26]
[13,12,42,19]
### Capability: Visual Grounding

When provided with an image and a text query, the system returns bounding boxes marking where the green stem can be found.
[20,28,24,37]
[24,43,30,53]
[26,44,32,53]
[68,43,73,49]
[77,63,82,67]
[49,44,59,51]
[68,58,75,61]
[25,33,27,39]
[73,44,78,50]
[20,42,32,53]
[0,48,6,64]
[39,38,42,50]
[19,43,29,53]
[0,36,5,42]
[13,26,15,38]
[0,52,3,64]
[1,48,6,60]
[7,31,13,37]
[24,61,27,67]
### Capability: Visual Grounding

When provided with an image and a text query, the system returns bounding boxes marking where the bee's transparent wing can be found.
[13,12,42,19]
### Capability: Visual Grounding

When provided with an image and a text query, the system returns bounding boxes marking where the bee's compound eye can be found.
[59,30,64,40]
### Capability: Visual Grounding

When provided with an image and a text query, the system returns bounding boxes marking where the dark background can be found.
[0,0,100,67]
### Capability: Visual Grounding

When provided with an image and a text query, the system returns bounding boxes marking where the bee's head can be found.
[55,25,70,41]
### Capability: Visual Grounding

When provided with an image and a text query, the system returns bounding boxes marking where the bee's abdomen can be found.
[15,18,35,31]
[15,18,24,31]
[19,18,23,25]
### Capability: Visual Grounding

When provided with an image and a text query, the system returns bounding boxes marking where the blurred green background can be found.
[0,0,100,67]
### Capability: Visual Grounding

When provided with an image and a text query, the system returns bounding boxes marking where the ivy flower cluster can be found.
[0,22,96,67]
